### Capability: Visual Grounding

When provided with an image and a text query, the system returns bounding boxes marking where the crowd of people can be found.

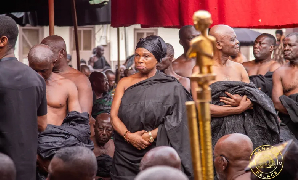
[0,14,297,180]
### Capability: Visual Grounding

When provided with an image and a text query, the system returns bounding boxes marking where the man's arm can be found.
[269,62,281,72]
[75,75,93,115]
[37,79,48,132]
[67,80,82,113]
[272,69,288,114]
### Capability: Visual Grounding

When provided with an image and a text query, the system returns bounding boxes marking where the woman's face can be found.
[134,48,157,74]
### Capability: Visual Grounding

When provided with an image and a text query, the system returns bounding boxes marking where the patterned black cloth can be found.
[92,91,113,118]
[210,81,280,149]
[249,71,273,98]
[279,93,298,139]
[37,111,94,159]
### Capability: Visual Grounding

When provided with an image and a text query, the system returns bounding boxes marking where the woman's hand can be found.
[220,92,243,107]
[127,130,150,150]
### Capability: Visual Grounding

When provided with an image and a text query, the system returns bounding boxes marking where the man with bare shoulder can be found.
[40,35,93,116]
[156,43,190,92]
[172,25,200,77]
[243,33,281,76]
[242,33,281,97]
[28,44,81,125]
[272,32,298,138]
[192,24,279,148]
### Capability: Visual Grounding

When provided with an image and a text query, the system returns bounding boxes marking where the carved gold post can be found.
[186,10,216,180]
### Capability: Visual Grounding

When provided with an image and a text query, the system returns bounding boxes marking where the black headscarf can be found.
[136,35,167,62]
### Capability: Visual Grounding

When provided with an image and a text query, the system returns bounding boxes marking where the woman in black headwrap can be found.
[110,35,193,180]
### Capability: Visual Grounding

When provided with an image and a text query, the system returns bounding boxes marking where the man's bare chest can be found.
[46,85,68,108]
[247,64,271,76]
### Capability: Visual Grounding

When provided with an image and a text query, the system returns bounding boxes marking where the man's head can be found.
[275,30,283,41]
[156,43,174,71]
[0,16,19,55]
[89,72,109,94]
[94,113,113,145]
[140,146,181,171]
[136,166,188,180]
[41,35,67,71]
[47,146,97,180]
[0,153,16,180]
[253,33,276,61]
[214,133,253,180]
[28,44,55,80]
[67,54,72,63]
[104,70,115,91]
[283,32,298,62]
[179,25,200,52]
[80,59,87,65]
[80,65,91,77]
[96,46,104,57]
[124,67,136,77]
[209,25,240,57]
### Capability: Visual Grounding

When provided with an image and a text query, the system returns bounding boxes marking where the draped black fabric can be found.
[249,71,273,98]
[136,36,166,62]
[279,93,298,139]
[37,111,94,159]
[111,72,193,180]
[210,81,280,149]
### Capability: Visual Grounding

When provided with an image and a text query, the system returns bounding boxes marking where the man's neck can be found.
[289,60,298,67]
[214,52,229,66]
[226,161,250,180]
[255,56,272,64]
[54,60,72,73]
[0,49,15,60]
[164,64,181,78]
[95,91,104,99]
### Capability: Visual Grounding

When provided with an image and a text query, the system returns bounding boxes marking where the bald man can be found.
[157,43,190,92]
[29,44,81,126]
[92,45,111,70]
[91,113,115,158]
[140,146,181,171]
[40,35,93,116]
[214,133,253,180]
[172,25,200,77]
[0,153,16,180]
[192,25,252,117]
[243,34,281,76]
[47,146,97,180]
[136,166,188,180]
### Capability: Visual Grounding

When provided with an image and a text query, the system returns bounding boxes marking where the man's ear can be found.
[59,49,65,59]
[221,156,228,171]
[216,41,222,50]
[0,36,9,48]
[270,45,275,52]
[179,39,183,46]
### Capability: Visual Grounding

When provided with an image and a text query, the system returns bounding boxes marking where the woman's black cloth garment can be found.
[210,81,280,149]
[111,72,193,180]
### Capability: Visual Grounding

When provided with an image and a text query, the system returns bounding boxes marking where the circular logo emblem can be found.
[249,145,284,179]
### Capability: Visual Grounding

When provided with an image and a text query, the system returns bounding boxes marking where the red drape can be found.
[111,0,298,28]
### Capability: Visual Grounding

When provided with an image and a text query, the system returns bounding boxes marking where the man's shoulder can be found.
[173,54,185,63]
[242,60,255,67]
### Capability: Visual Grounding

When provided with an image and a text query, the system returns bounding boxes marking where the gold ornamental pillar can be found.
[186,10,216,180]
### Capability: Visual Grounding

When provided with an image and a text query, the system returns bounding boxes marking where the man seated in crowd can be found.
[140,146,181,171]
[47,146,97,180]
[242,34,281,97]
[0,153,16,180]
[89,72,113,119]
[191,24,280,149]
[124,67,136,77]
[105,70,116,92]
[273,29,285,65]
[172,25,200,77]
[28,44,82,126]
[91,113,115,158]
[136,166,188,180]
[157,43,190,92]
[272,32,298,139]
[214,133,253,180]
[41,35,93,118]
[67,54,72,67]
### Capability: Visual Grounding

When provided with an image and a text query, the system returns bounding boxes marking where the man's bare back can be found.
[46,73,81,125]
[243,60,281,76]
[172,55,195,77]
[57,68,93,114]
